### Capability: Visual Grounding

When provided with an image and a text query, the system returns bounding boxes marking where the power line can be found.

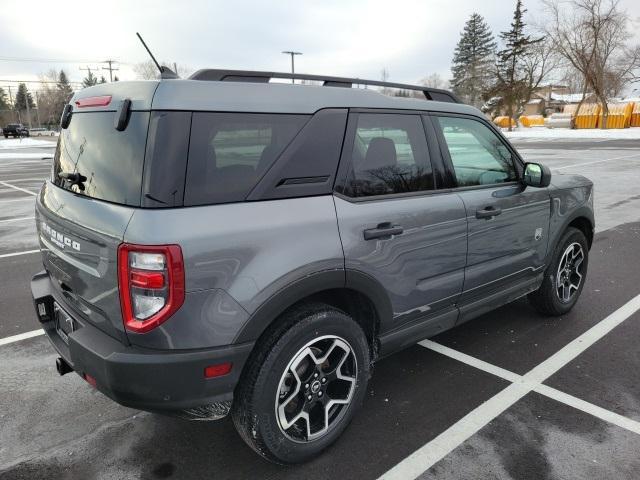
[0,79,83,85]
[0,56,102,63]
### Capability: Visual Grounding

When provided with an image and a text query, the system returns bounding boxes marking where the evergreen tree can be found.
[57,70,74,101]
[14,83,35,111]
[113,75,119,82]
[99,75,107,84]
[82,70,98,88]
[494,0,541,129]
[451,13,496,107]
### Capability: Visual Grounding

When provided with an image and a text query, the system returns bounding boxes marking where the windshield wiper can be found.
[58,172,87,191]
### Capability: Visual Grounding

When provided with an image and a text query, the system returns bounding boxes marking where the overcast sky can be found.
[1,0,639,91]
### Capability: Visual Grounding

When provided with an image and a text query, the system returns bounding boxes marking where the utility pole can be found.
[281,51,302,84]
[35,91,41,127]
[101,59,119,82]
[25,90,32,129]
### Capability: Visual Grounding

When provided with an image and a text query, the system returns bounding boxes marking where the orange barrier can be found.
[598,102,634,129]
[493,116,517,128]
[520,115,545,127]
[631,102,640,127]
[574,104,601,129]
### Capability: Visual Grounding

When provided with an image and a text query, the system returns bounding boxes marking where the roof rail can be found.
[188,69,461,103]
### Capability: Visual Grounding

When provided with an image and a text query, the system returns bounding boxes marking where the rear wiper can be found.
[58,172,87,191]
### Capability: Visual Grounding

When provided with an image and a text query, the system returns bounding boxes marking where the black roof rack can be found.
[188,69,461,104]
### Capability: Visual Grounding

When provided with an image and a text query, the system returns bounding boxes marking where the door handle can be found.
[475,206,502,219]
[363,222,404,240]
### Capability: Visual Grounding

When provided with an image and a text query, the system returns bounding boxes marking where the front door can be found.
[334,112,467,336]
[431,114,551,309]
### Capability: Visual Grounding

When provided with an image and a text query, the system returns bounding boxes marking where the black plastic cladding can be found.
[246,109,348,201]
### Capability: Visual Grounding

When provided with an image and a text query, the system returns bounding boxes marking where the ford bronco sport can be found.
[31,70,594,464]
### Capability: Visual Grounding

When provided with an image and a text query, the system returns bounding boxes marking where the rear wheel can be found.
[232,303,370,464]
[528,227,589,316]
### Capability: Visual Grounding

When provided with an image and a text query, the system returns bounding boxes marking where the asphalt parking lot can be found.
[1,136,640,480]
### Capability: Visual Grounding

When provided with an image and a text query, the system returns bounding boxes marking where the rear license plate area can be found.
[53,302,75,343]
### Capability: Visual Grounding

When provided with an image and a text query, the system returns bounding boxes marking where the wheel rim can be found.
[556,242,585,303]
[275,335,357,442]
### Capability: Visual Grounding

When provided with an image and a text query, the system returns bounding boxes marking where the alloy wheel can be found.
[275,335,357,442]
[556,242,585,303]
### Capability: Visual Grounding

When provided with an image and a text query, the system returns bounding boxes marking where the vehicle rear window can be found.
[52,112,150,206]
[184,113,309,206]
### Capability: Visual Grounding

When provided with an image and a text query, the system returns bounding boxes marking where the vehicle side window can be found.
[435,116,517,187]
[184,113,309,206]
[342,113,434,197]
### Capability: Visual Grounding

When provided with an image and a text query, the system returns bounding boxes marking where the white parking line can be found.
[0,249,40,259]
[0,216,35,224]
[380,292,640,480]
[422,340,640,436]
[555,152,640,170]
[0,197,35,204]
[0,329,44,346]
[0,180,38,196]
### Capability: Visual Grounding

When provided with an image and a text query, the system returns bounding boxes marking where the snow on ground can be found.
[0,153,53,159]
[0,138,56,149]
[502,126,640,140]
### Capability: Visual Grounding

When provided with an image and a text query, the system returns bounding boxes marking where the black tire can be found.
[528,227,589,316]
[232,303,370,464]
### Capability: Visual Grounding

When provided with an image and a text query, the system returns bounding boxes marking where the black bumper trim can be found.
[31,270,254,414]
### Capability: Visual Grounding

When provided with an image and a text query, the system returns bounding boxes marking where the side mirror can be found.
[523,162,551,188]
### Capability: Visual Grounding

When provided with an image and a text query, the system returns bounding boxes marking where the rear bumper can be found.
[30,270,253,418]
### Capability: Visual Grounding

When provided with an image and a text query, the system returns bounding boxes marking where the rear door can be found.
[430,114,551,315]
[334,111,467,338]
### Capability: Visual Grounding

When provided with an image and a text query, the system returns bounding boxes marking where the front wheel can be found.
[528,227,589,316]
[232,303,370,464]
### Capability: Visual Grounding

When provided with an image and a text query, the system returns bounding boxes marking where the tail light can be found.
[117,243,185,333]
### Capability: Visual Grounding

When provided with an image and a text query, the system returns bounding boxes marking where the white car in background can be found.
[29,127,58,137]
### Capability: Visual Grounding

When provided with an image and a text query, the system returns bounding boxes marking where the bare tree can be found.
[420,73,449,90]
[519,38,560,110]
[134,60,192,80]
[543,0,640,128]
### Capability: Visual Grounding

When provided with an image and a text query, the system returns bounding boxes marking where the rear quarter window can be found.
[52,112,150,206]
[184,113,309,206]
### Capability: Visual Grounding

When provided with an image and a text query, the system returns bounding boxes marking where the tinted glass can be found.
[436,116,517,187]
[184,113,309,206]
[343,113,434,197]
[141,111,192,208]
[52,112,150,206]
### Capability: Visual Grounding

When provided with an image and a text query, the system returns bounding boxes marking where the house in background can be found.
[525,84,597,116]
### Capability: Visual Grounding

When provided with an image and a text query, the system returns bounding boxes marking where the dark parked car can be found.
[31,71,594,464]
[3,123,30,138]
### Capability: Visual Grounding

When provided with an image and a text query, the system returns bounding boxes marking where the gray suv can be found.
[31,70,594,464]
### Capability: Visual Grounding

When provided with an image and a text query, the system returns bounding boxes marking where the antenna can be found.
[135,32,178,79]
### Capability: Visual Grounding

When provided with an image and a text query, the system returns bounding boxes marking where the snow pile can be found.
[503,127,640,140]
[0,138,56,149]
